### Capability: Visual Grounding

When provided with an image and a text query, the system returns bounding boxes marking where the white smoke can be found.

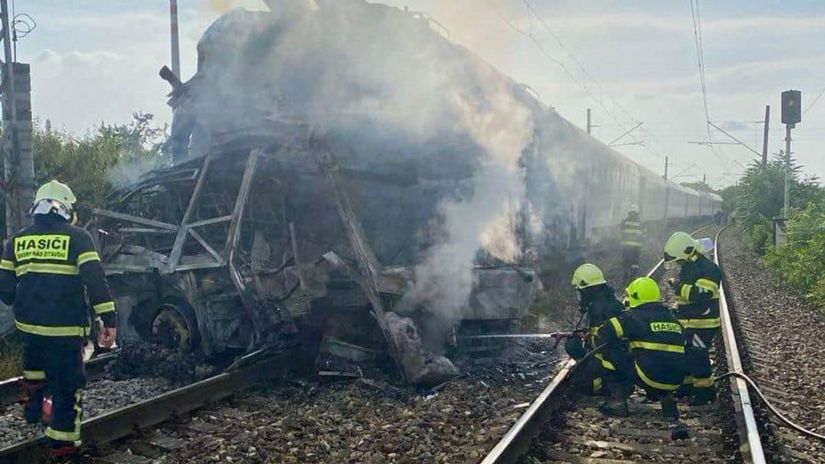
[405,68,534,315]
[185,0,536,318]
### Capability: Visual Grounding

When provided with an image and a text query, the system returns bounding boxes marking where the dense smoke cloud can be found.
[182,0,536,320]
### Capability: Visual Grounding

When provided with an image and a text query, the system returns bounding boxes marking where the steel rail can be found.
[0,351,290,463]
[479,222,729,464]
[0,351,119,405]
[714,227,766,463]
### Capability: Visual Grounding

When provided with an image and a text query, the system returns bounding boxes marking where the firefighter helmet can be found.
[32,180,76,220]
[624,277,661,308]
[34,180,76,208]
[571,263,607,289]
[664,231,698,263]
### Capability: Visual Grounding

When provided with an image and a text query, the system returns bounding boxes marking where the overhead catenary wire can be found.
[803,84,825,115]
[486,3,631,136]
[512,0,680,167]
[686,0,747,174]
[519,0,671,163]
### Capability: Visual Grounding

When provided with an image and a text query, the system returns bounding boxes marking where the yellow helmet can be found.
[664,231,698,263]
[571,263,607,289]
[624,277,661,308]
[34,180,76,208]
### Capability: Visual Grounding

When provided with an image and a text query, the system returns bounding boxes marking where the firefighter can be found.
[567,263,627,396]
[664,231,721,406]
[597,277,689,440]
[0,180,117,460]
[619,205,643,283]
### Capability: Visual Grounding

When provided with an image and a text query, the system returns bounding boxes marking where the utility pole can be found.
[761,105,770,169]
[586,108,592,135]
[784,126,791,218]
[170,0,181,79]
[0,0,35,237]
[663,156,669,227]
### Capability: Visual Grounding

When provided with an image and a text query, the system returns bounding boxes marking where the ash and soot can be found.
[174,0,535,330]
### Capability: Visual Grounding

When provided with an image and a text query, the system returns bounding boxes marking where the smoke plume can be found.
[179,0,536,320]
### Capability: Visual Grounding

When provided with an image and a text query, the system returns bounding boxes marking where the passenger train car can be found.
[84,1,722,359]
[516,89,723,250]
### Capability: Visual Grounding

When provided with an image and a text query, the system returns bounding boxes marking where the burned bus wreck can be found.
[91,125,537,386]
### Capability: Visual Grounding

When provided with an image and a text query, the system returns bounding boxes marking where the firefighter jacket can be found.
[673,253,721,331]
[598,302,686,391]
[620,213,642,248]
[0,214,117,337]
[579,284,625,371]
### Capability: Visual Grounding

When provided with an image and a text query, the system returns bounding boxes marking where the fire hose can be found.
[574,343,825,442]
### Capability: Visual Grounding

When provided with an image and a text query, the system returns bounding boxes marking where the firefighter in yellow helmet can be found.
[597,277,689,440]
[0,180,118,460]
[664,231,721,406]
[619,205,643,283]
[568,264,627,396]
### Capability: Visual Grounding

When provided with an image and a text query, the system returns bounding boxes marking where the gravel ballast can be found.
[720,227,825,461]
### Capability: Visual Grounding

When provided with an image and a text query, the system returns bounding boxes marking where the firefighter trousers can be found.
[683,328,717,401]
[21,334,86,448]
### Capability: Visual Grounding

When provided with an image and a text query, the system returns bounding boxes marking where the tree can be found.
[32,113,169,218]
[734,156,822,229]
[725,156,822,254]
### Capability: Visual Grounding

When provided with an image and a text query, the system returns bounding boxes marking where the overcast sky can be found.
[17,0,825,187]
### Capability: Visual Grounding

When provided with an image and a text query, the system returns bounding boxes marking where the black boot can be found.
[670,422,690,440]
[600,379,629,416]
[660,393,679,421]
[21,381,45,424]
[48,444,80,463]
[690,385,717,406]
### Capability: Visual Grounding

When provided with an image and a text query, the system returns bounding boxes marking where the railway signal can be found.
[781,90,801,220]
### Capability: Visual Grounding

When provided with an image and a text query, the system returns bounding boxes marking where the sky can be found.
[15,0,825,188]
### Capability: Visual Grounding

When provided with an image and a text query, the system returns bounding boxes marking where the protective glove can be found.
[99,327,117,349]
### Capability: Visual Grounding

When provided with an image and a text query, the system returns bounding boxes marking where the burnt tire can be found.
[150,301,200,353]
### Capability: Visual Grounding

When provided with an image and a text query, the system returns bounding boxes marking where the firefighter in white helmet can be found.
[664,231,721,406]
[0,180,117,460]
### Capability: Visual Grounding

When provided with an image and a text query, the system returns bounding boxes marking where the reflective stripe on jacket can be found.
[0,214,117,336]
[674,253,721,329]
[598,302,686,390]
[620,216,643,248]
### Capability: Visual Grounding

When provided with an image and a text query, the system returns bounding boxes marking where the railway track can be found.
[0,347,293,463]
[0,351,119,407]
[5,223,817,463]
[481,224,768,464]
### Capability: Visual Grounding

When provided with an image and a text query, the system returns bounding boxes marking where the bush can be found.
[764,202,825,308]
[746,221,772,255]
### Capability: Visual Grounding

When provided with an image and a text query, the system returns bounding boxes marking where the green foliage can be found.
[734,156,823,233]
[746,220,772,255]
[0,336,21,379]
[764,202,825,307]
[33,113,168,217]
[728,155,825,310]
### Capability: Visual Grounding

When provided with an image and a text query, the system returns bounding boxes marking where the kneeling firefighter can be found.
[664,231,721,406]
[567,264,628,395]
[597,277,689,440]
[0,181,118,460]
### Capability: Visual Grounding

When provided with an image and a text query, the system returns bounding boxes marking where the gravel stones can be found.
[721,227,825,462]
[97,342,561,463]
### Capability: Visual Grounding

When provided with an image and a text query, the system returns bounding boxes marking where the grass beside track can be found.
[0,337,21,379]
